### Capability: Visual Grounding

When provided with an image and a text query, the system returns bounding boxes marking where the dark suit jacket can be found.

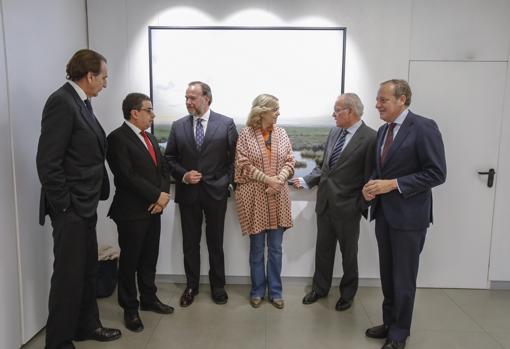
[36,82,109,224]
[369,111,447,230]
[304,122,377,219]
[106,123,170,221]
[164,111,238,204]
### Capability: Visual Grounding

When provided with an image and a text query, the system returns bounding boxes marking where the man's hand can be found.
[156,192,170,208]
[362,184,376,201]
[363,179,398,199]
[184,170,202,184]
[291,178,304,189]
[148,192,170,214]
[148,203,163,214]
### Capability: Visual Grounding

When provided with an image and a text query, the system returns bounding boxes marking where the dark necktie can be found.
[195,118,204,150]
[380,123,396,164]
[140,130,157,166]
[328,129,348,168]
[84,99,95,119]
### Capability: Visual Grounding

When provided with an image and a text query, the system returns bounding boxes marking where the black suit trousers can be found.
[312,210,360,301]
[179,191,227,291]
[116,216,161,312]
[45,210,100,349]
[375,206,427,341]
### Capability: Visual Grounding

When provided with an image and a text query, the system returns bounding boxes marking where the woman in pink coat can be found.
[234,94,295,309]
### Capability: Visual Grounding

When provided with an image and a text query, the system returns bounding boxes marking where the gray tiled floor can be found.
[22,284,510,349]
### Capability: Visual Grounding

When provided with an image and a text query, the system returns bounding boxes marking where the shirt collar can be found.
[345,119,363,134]
[125,120,146,134]
[68,80,88,102]
[392,108,409,126]
[193,108,210,121]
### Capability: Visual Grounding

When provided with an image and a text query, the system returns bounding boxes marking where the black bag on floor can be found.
[96,258,118,298]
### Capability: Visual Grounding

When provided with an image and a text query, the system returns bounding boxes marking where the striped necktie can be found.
[328,129,347,168]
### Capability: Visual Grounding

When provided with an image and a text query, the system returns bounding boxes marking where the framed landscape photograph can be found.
[149,26,346,177]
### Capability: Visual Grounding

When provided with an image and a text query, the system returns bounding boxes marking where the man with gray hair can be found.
[292,93,377,311]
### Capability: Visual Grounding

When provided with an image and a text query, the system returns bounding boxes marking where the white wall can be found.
[2,0,88,343]
[87,0,510,286]
[0,3,22,349]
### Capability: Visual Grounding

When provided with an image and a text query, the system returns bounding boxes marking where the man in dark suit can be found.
[165,81,238,307]
[363,79,447,349]
[292,93,376,311]
[36,49,121,349]
[106,93,174,333]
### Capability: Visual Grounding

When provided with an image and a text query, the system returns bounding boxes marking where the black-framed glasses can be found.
[140,108,154,113]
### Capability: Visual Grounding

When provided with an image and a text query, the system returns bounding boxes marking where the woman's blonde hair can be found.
[246,94,279,129]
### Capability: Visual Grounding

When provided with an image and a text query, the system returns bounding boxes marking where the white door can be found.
[409,61,507,288]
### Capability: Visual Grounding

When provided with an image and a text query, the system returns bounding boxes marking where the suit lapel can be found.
[375,124,387,172]
[183,115,198,153]
[120,123,157,167]
[334,123,366,168]
[200,111,220,152]
[64,83,107,153]
[325,128,342,169]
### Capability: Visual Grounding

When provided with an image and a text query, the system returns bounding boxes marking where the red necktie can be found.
[380,123,396,164]
[140,130,157,166]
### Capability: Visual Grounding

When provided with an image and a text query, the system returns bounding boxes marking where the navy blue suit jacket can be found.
[164,110,238,204]
[369,111,447,230]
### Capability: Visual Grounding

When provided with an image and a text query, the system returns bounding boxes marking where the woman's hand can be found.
[266,176,284,195]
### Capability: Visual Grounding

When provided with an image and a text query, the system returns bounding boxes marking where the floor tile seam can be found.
[441,288,499,339]
[144,313,166,349]
[486,330,510,349]
[412,328,506,349]
[356,292,376,327]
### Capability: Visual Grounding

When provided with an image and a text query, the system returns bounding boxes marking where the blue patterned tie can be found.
[195,118,204,150]
[328,129,347,168]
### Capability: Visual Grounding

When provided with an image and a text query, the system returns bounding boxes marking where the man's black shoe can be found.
[302,290,324,305]
[381,339,406,349]
[140,299,174,314]
[124,312,144,332]
[211,288,228,304]
[74,327,121,342]
[365,324,389,339]
[335,298,353,311]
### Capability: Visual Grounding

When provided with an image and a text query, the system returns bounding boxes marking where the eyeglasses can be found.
[139,108,154,113]
[332,107,349,117]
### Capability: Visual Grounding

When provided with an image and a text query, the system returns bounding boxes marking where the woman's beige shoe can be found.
[250,297,263,308]
[270,298,284,309]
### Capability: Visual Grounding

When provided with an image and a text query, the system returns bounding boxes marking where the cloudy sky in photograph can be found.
[151,28,344,126]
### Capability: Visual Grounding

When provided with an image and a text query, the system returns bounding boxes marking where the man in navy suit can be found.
[362,79,446,349]
[37,49,121,349]
[107,93,174,333]
[165,81,238,307]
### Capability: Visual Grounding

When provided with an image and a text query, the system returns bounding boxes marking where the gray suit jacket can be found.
[304,122,377,219]
[164,110,238,204]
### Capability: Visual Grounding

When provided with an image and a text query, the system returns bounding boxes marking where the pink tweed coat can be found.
[234,126,295,235]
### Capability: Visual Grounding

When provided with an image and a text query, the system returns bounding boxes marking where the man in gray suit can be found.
[165,81,238,307]
[293,93,376,311]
